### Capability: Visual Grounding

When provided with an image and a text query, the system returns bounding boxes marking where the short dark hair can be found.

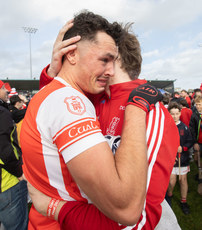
[181,89,188,94]
[178,98,189,107]
[162,94,170,105]
[194,88,202,93]
[172,91,180,98]
[118,23,142,80]
[63,10,122,46]
[10,95,22,105]
[168,101,181,112]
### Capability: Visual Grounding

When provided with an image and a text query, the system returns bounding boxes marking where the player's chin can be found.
[91,85,105,94]
[94,87,105,94]
[94,82,107,93]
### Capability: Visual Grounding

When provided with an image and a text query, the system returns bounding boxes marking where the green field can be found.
[171,162,202,230]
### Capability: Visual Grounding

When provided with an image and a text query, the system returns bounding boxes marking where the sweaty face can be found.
[169,108,181,123]
[75,32,118,94]
[0,85,8,102]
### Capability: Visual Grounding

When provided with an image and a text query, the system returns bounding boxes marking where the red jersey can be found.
[185,96,191,108]
[180,107,192,127]
[93,80,179,229]
[40,67,179,229]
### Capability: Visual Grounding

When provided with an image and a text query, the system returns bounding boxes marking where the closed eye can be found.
[102,58,109,63]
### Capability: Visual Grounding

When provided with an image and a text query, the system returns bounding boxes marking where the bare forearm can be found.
[80,106,147,225]
[116,105,147,200]
[109,106,147,222]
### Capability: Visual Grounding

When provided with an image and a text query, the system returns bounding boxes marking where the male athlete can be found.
[27,20,180,229]
[21,11,159,229]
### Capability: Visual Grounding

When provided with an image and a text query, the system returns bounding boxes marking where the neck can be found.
[58,66,83,93]
[175,121,180,125]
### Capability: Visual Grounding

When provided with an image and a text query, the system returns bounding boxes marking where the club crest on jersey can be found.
[180,129,184,136]
[64,96,86,115]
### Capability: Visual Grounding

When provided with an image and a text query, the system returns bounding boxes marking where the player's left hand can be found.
[127,83,163,112]
[48,20,81,78]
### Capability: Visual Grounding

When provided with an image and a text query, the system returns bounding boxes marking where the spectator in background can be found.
[162,93,171,108]
[193,88,202,99]
[189,96,202,195]
[191,89,202,112]
[171,91,181,104]
[0,80,28,230]
[167,102,193,215]
[179,98,192,128]
[179,98,194,163]
[188,90,193,100]
[180,89,191,108]
[18,94,29,109]
[7,91,28,148]
[4,82,11,94]
[172,91,180,99]
[8,87,18,98]
[9,95,27,124]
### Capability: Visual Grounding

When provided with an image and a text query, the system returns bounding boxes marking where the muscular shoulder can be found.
[39,85,95,120]
[35,83,97,141]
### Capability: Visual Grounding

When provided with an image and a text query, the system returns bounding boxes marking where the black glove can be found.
[127,83,163,112]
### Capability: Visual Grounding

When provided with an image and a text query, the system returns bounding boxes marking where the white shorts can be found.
[172,166,190,175]
[155,199,181,230]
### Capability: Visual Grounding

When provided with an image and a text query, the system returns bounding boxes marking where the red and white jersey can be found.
[21,77,106,229]
[93,80,179,229]
[39,68,179,229]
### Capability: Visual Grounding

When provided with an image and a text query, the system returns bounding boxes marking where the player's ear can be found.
[65,49,77,65]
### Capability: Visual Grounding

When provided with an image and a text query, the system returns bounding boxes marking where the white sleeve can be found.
[37,87,106,163]
[62,132,106,163]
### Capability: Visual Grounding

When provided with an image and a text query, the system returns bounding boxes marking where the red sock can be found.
[167,192,173,197]
[181,198,187,203]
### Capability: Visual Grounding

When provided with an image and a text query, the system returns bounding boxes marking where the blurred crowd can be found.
[162,87,202,215]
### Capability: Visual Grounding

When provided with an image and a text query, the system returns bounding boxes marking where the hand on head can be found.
[48,19,81,78]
